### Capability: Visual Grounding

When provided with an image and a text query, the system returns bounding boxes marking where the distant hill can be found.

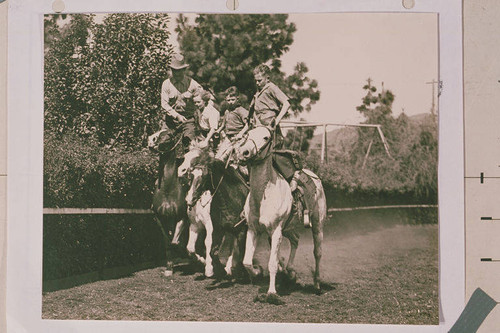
[308,113,435,156]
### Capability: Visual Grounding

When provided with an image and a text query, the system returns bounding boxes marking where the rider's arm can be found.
[270,83,290,127]
[200,105,220,146]
[203,128,217,145]
[161,79,184,121]
[234,123,249,140]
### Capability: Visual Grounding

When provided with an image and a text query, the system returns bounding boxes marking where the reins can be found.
[157,132,184,189]
[199,149,233,208]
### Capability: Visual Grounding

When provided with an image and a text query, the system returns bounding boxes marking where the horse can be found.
[178,143,248,279]
[174,143,217,277]
[235,125,327,300]
[149,128,189,276]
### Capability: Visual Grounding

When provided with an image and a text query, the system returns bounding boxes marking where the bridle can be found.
[187,149,233,208]
[239,126,273,162]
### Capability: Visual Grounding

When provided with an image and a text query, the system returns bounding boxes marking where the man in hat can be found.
[161,54,210,147]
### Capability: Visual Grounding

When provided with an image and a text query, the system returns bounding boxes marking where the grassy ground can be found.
[42,223,438,324]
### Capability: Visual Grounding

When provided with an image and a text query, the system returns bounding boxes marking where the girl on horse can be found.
[193,90,220,149]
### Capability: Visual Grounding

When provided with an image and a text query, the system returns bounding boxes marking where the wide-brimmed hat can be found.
[169,54,189,70]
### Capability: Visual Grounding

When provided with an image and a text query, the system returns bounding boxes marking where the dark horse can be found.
[180,146,249,278]
[149,128,189,276]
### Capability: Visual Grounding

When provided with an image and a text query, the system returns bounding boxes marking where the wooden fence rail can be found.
[43,205,437,215]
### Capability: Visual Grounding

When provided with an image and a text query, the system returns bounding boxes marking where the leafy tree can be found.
[44,14,94,137]
[44,13,174,147]
[176,14,320,116]
[283,119,316,152]
[351,78,399,165]
[78,13,174,147]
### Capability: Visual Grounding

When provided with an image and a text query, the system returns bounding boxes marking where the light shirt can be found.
[251,82,289,126]
[161,78,204,118]
[199,103,220,131]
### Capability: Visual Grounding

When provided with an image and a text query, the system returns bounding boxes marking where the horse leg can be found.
[209,223,227,278]
[203,220,214,278]
[267,225,283,295]
[229,229,248,281]
[224,234,235,276]
[153,216,175,276]
[171,219,186,245]
[243,228,260,279]
[284,230,299,282]
[312,221,324,292]
[186,223,205,264]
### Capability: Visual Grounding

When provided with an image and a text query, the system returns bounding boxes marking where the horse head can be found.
[185,163,211,208]
[235,126,273,163]
[178,141,212,178]
[148,127,179,154]
[184,147,216,206]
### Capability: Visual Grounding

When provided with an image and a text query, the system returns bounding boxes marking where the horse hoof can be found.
[244,264,262,278]
[313,283,323,295]
[205,268,215,278]
[254,293,285,305]
[287,269,297,282]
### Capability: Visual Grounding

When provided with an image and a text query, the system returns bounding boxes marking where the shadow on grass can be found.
[255,273,338,297]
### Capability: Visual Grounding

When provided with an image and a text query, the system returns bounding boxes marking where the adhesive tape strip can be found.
[449,288,497,333]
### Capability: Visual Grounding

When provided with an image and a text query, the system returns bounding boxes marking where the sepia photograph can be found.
[41,12,439,324]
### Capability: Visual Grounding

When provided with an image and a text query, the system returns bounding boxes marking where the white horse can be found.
[235,126,326,300]
[177,144,218,277]
[179,142,250,279]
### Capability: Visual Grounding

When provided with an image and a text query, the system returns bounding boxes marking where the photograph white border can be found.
[7,0,463,332]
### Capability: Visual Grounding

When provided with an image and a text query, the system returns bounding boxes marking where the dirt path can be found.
[43,223,438,324]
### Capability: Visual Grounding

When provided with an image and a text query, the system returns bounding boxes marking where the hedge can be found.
[44,133,157,208]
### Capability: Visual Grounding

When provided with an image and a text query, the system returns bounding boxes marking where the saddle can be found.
[272,150,303,182]
[272,150,316,227]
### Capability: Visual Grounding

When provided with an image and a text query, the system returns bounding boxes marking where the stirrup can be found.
[303,209,311,228]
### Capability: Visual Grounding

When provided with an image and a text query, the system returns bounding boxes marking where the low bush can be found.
[44,133,157,208]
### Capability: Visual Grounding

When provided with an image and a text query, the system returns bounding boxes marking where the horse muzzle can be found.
[235,145,253,163]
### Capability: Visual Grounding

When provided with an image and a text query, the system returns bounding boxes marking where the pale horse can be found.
[177,142,223,278]
[235,126,327,299]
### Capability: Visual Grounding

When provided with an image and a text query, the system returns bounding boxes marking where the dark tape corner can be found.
[449,288,497,333]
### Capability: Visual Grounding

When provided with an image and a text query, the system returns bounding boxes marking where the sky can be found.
[90,12,438,130]
[167,13,439,129]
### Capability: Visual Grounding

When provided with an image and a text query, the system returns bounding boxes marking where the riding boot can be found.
[291,171,311,228]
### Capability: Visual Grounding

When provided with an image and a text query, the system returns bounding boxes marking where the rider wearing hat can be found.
[161,53,210,148]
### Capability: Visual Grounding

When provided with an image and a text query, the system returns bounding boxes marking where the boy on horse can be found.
[215,86,249,161]
[249,64,312,227]
[249,64,289,148]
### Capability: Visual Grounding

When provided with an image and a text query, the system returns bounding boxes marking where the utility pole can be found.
[426,80,439,117]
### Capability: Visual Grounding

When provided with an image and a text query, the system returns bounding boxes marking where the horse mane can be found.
[190,145,215,169]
